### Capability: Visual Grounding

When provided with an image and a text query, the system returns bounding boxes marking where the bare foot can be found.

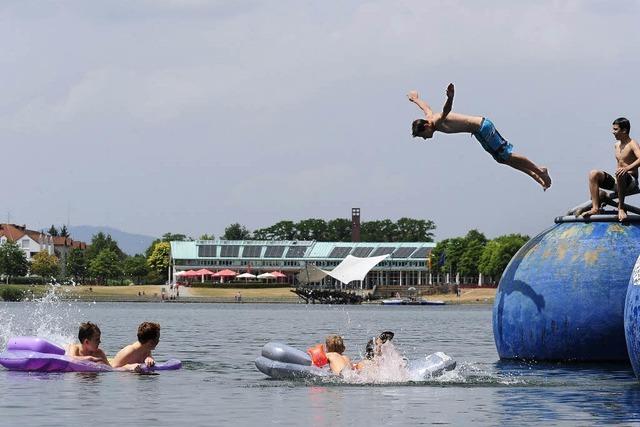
[580,208,601,218]
[619,208,628,222]
[539,167,552,191]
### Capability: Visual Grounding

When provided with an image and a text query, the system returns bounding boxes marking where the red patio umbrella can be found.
[213,269,238,283]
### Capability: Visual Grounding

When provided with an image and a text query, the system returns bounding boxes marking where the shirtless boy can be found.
[581,118,640,222]
[66,322,109,365]
[325,335,351,375]
[111,322,160,368]
[408,83,552,190]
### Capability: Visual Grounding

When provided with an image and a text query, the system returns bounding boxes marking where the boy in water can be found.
[111,322,160,368]
[66,322,110,365]
[408,83,552,190]
[354,331,394,371]
[325,335,352,375]
[580,118,640,222]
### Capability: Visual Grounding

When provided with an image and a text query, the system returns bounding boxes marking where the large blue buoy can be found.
[493,218,640,361]
[624,255,640,377]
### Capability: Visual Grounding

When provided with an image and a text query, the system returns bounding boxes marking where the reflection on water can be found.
[0,300,638,426]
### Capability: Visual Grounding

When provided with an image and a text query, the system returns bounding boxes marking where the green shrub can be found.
[0,286,25,302]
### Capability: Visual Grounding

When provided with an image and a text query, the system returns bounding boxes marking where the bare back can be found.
[433,112,483,134]
[111,342,151,367]
[326,352,351,375]
[616,139,640,177]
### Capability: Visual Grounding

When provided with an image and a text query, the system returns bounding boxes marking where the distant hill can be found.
[68,225,157,256]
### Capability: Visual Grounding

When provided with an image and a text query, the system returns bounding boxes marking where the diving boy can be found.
[580,118,640,222]
[111,322,160,368]
[325,335,352,375]
[66,322,109,365]
[408,83,552,190]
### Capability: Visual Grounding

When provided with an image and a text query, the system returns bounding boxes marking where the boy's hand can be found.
[446,83,454,98]
[144,356,155,367]
[407,91,419,102]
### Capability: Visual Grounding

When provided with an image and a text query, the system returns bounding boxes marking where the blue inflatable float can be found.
[493,216,640,361]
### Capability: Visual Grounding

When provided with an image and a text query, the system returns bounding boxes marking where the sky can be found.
[3,0,640,241]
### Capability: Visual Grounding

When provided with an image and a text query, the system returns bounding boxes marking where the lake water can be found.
[0,296,639,426]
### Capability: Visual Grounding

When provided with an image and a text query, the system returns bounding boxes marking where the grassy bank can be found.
[0,284,496,304]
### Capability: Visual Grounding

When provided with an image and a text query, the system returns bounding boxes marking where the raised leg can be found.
[581,170,605,217]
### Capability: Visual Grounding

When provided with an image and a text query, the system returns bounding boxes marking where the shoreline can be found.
[2,284,496,304]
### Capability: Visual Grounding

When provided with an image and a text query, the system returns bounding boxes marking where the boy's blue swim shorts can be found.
[473,118,513,163]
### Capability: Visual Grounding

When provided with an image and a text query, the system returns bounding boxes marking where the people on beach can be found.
[324,335,352,375]
[580,118,640,222]
[111,321,160,369]
[66,321,110,365]
[408,83,552,190]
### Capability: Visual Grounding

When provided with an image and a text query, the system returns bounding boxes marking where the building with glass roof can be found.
[171,239,435,288]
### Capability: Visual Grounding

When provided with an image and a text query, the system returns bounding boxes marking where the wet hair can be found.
[325,335,345,354]
[78,322,100,343]
[137,322,160,344]
[613,117,631,134]
[412,119,429,137]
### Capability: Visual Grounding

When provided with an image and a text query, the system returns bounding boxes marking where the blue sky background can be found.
[2,0,640,239]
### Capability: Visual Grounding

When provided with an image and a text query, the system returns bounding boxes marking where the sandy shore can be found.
[4,284,496,304]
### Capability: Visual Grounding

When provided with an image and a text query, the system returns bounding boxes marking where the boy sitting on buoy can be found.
[408,83,551,190]
[66,322,109,365]
[580,118,640,222]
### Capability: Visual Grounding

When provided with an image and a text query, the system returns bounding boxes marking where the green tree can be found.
[147,242,171,279]
[253,221,296,240]
[0,241,29,282]
[48,225,59,236]
[326,218,352,242]
[479,234,529,279]
[295,219,328,240]
[222,223,251,240]
[361,219,398,242]
[88,248,122,284]
[30,252,60,278]
[395,217,436,242]
[144,232,190,258]
[199,234,215,240]
[66,248,87,281]
[59,225,70,238]
[85,232,125,262]
[123,255,149,284]
[458,230,488,277]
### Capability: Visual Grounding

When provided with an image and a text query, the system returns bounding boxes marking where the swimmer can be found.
[111,322,160,369]
[325,335,352,375]
[354,331,394,370]
[408,83,552,190]
[66,322,109,365]
[580,118,640,222]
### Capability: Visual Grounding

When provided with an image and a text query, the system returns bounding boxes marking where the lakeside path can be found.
[5,285,496,304]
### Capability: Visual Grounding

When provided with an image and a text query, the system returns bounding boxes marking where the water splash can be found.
[0,285,81,349]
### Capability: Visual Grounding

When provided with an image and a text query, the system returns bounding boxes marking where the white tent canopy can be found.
[257,272,276,279]
[297,254,389,285]
[237,273,256,279]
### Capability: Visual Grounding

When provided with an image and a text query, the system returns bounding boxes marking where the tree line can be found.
[220,217,436,242]
[429,230,529,283]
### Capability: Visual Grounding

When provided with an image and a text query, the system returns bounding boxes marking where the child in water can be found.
[66,322,110,365]
[111,321,160,368]
[325,335,352,375]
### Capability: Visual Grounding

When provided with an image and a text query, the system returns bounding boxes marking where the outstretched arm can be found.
[407,90,433,119]
[441,83,454,119]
